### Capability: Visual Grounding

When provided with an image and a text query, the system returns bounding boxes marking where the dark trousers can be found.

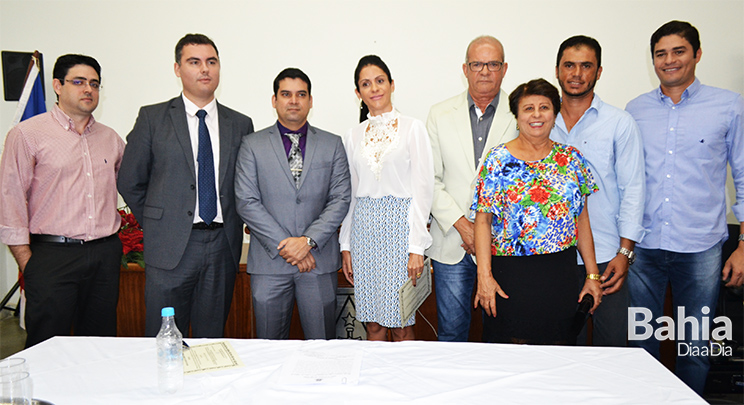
[144,228,236,338]
[576,262,629,346]
[23,235,122,348]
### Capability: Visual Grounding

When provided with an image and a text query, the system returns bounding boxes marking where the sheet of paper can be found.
[398,257,432,324]
[183,341,244,375]
[278,349,362,385]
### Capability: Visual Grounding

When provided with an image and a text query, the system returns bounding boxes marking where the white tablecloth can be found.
[13,336,703,404]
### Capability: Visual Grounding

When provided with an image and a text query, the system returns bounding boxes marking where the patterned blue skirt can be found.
[350,195,414,328]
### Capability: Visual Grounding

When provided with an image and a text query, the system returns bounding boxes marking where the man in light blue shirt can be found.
[625,20,744,394]
[551,35,645,347]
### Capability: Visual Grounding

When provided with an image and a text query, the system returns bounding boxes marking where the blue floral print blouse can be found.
[471,142,597,256]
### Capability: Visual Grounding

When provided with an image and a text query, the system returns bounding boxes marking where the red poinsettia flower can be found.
[528,185,550,204]
[554,153,568,167]
[118,206,144,268]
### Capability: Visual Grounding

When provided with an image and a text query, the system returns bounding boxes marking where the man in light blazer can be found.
[426,35,518,342]
[235,68,351,340]
[118,34,254,337]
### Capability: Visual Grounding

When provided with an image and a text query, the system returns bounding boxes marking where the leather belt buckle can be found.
[31,234,85,244]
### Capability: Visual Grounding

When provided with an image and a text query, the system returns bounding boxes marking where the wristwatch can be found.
[304,236,317,250]
[739,234,744,242]
[617,247,636,265]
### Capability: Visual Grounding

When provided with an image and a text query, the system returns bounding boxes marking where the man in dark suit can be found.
[118,33,253,337]
[235,68,350,339]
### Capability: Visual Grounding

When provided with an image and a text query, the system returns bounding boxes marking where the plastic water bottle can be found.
[156,307,183,394]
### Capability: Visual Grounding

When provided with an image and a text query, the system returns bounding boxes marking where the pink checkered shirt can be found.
[0,105,125,245]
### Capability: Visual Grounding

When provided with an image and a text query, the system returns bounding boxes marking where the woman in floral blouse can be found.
[472,78,602,344]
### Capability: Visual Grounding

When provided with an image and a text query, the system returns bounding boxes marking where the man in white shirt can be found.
[118,33,254,337]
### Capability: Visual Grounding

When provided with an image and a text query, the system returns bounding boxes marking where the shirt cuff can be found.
[0,226,30,246]
[618,223,646,245]
[409,245,426,256]
[732,203,744,224]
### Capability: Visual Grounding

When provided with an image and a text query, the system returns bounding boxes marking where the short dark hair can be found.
[556,35,602,67]
[508,78,561,117]
[175,33,219,64]
[273,68,311,96]
[651,20,700,55]
[52,54,101,83]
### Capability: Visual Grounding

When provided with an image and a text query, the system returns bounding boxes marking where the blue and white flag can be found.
[11,51,46,127]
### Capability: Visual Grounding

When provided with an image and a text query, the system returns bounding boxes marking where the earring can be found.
[516,123,520,131]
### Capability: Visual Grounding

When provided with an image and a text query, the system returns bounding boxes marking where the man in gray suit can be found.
[235,68,351,339]
[118,33,254,337]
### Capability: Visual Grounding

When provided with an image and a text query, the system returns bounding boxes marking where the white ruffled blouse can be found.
[339,110,434,255]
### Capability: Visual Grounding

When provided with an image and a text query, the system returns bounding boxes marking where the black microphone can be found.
[571,294,595,340]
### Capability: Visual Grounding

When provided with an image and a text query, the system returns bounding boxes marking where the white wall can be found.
[0,0,743,296]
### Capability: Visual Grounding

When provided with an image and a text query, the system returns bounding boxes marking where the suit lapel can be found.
[453,92,476,176]
[269,125,297,187]
[217,103,233,191]
[298,126,318,189]
[168,98,196,181]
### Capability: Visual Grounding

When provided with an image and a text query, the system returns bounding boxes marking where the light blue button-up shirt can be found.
[551,94,645,264]
[626,78,744,253]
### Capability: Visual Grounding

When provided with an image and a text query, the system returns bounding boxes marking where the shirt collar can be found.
[51,104,96,134]
[277,121,308,137]
[656,77,701,104]
[182,94,218,118]
[588,93,603,112]
[467,92,500,114]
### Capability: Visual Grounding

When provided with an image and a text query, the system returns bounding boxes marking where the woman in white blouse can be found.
[340,55,434,341]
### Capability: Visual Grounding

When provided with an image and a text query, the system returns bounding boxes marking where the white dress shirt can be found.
[182,94,223,224]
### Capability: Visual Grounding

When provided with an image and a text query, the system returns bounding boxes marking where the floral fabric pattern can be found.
[471,143,597,256]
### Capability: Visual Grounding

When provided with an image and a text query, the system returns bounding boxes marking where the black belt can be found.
[30,233,118,245]
[192,222,223,230]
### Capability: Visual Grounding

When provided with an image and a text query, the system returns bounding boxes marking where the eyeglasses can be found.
[65,79,102,90]
[467,61,504,72]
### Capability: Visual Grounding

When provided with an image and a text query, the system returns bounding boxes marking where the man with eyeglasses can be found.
[0,54,125,347]
[426,35,517,342]
[549,35,645,347]
[118,33,253,338]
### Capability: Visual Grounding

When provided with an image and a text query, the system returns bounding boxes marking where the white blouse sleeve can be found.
[339,127,358,252]
[406,119,434,255]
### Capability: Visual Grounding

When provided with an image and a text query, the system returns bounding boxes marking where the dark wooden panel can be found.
[224,269,253,338]
[116,263,145,337]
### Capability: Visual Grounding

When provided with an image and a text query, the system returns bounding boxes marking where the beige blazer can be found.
[425,90,517,265]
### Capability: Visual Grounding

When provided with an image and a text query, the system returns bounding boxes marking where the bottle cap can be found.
[161,307,175,317]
